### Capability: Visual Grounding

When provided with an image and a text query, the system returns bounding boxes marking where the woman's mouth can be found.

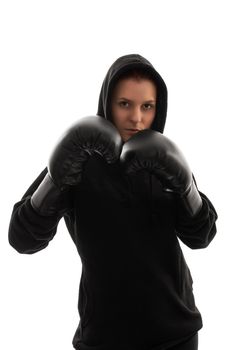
[125,128,140,132]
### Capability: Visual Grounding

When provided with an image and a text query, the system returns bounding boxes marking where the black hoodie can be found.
[8,54,218,350]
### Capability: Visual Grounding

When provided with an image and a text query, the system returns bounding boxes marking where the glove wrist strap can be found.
[181,180,203,217]
[31,173,64,216]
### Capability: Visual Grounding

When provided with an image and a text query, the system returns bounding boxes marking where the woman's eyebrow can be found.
[117,97,156,103]
[144,100,156,103]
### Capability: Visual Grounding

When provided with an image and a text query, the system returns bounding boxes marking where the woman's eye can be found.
[119,101,129,108]
[143,104,154,110]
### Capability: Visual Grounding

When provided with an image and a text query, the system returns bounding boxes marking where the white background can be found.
[1,0,232,349]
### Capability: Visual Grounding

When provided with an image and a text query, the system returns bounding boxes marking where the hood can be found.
[97,54,168,133]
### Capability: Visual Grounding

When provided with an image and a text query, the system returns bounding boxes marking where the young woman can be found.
[8,54,218,350]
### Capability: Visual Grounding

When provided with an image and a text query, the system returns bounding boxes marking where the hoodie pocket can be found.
[78,273,94,328]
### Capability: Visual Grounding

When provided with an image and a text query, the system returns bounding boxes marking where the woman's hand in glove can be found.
[31,116,123,216]
[120,129,202,217]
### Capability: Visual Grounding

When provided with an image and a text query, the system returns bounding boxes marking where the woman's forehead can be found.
[112,78,157,99]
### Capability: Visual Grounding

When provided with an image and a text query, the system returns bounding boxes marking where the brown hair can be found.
[116,67,156,84]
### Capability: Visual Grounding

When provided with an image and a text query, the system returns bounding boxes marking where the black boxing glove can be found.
[120,129,202,217]
[31,116,123,216]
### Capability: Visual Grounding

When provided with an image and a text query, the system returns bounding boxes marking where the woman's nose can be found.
[129,107,143,123]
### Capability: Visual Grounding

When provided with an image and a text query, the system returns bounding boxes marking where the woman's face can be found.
[110,78,157,142]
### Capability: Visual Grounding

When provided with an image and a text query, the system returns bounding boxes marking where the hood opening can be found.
[97,54,168,133]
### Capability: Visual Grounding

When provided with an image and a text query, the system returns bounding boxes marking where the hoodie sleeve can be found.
[8,167,62,254]
[174,175,218,249]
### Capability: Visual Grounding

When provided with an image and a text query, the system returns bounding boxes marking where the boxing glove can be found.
[31,116,123,216]
[120,129,202,217]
